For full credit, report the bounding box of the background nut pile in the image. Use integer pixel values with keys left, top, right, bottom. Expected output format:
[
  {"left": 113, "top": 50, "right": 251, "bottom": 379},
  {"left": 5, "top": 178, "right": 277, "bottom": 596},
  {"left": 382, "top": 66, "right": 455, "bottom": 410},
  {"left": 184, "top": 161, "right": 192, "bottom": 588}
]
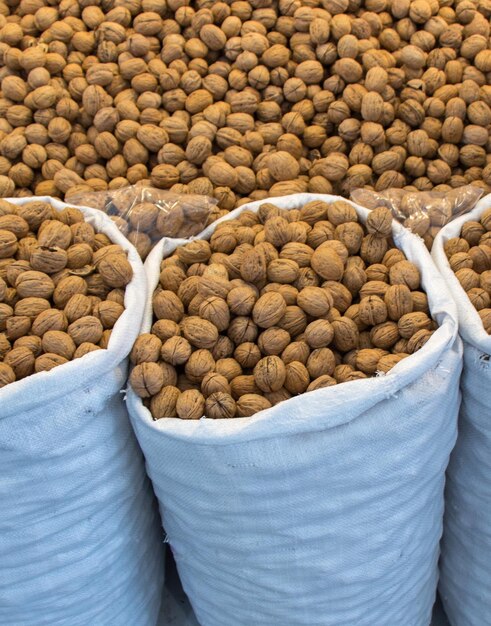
[
  {"left": 444, "top": 206, "right": 491, "bottom": 332},
  {"left": 130, "top": 199, "right": 437, "bottom": 420},
  {"left": 0, "top": 198, "right": 132, "bottom": 388},
  {"left": 0, "top": 0, "right": 491, "bottom": 207}
]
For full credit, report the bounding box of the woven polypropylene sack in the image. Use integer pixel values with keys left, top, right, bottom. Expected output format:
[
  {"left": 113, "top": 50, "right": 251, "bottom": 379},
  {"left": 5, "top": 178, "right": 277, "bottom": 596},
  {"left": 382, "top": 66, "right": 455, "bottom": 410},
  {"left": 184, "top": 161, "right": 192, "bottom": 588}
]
[
  {"left": 128, "top": 193, "right": 462, "bottom": 626},
  {"left": 0, "top": 197, "right": 164, "bottom": 625},
  {"left": 433, "top": 194, "right": 491, "bottom": 626}
]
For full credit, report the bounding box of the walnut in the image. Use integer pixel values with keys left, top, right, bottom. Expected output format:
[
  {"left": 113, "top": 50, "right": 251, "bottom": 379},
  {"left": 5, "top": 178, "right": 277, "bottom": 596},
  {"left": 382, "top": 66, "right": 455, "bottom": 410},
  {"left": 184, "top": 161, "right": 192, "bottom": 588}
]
[
  {"left": 53, "top": 276, "right": 87, "bottom": 308},
  {"left": 234, "top": 342, "right": 262, "bottom": 369},
  {"left": 176, "top": 389, "right": 205, "bottom": 420},
  {"left": 151, "top": 319, "right": 181, "bottom": 342},
  {"left": 281, "top": 341, "right": 311, "bottom": 365},
  {"left": 93, "top": 301, "right": 124, "bottom": 329},
  {"left": 67, "top": 315, "right": 104, "bottom": 345},
  {"left": 304, "top": 319, "right": 334, "bottom": 349},
  {"left": 161, "top": 336, "right": 192, "bottom": 366},
  {"left": 360, "top": 235, "right": 389, "bottom": 265},
  {"left": 297, "top": 286, "right": 333, "bottom": 316},
  {"left": 211, "top": 335, "right": 235, "bottom": 360},
  {"left": 377, "top": 353, "right": 409, "bottom": 373},
  {"left": 98, "top": 254, "right": 133, "bottom": 288},
  {"left": 39, "top": 327, "right": 76, "bottom": 359},
  {"left": 358, "top": 295, "right": 388, "bottom": 326},
  {"left": 355, "top": 348, "right": 389, "bottom": 375},
  {"left": 227, "top": 287, "right": 257, "bottom": 316},
  {"left": 205, "top": 392, "right": 237, "bottom": 419},
  {"left": 478, "top": 309, "right": 491, "bottom": 333},
  {"left": 184, "top": 349, "right": 216, "bottom": 383},
  {"left": 310, "top": 246, "right": 344, "bottom": 281},
  {"left": 130, "top": 334, "right": 162, "bottom": 364},
  {"left": 253, "top": 355, "right": 286, "bottom": 392},
  {"left": 6, "top": 315, "right": 31, "bottom": 341},
  {"left": 389, "top": 261, "right": 421, "bottom": 290},
  {"left": 331, "top": 317, "right": 359, "bottom": 352},
  {"left": 0, "top": 362, "right": 16, "bottom": 387},
  {"left": 130, "top": 362, "right": 165, "bottom": 398},
  {"left": 230, "top": 375, "right": 260, "bottom": 399},
  {"left": 198, "top": 275, "right": 231, "bottom": 300},
  {"left": 467, "top": 288, "right": 491, "bottom": 311},
  {"left": 30, "top": 308, "right": 67, "bottom": 336},
  {"left": 181, "top": 316, "right": 219, "bottom": 349},
  {"left": 267, "top": 258, "right": 299, "bottom": 284},
  {"left": 370, "top": 321, "right": 401, "bottom": 349},
  {"left": 201, "top": 372, "right": 231, "bottom": 397},
  {"left": 398, "top": 312, "right": 432, "bottom": 339},
  {"left": 366, "top": 207, "right": 393, "bottom": 238},
  {"left": 15, "top": 270, "right": 54, "bottom": 299},
  {"left": 74, "top": 343, "right": 103, "bottom": 358},
  {"left": 455, "top": 268, "right": 480, "bottom": 291},
  {"left": 306, "top": 347, "right": 336, "bottom": 379},
  {"left": 407, "top": 329, "right": 434, "bottom": 353},
  {"left": 34, "top": 353, "right": 69, "bottom": 373},
  {"left": 199, "top": 296, "right": 230, "bottom": 332},
  {"left": 38, "top": 220, "right": 72, "bottom": 250},
  {"left": 29, "top": 245, "right": 68, "bottom": 274},
  {"left": 150, "top": 386, "right": 181, "bottom": 420},
  {"left": 307, "top": 375, "right": 337, "bottom": 391},
  {"left": 4, "top": 345, "right": 35, "bottom": 379},
  {"left": 236, "top": 394, "right": 272, "bottom": 417},
  {"left": 284, "top": 361, "right": 310, "bottom": 395},
  {"left": 177, "top": 240, "right": 211, "bottom": 265},
  {"left": 252, "top": 292, "right": 287, "bottom": 329},
  {"left": 153, "top": 290, "right": 185, "bottom": 323},
  {"left": 258, "top": 327, "right": 291, "bottom": 356},
  {"left": 384, "top": 285, "right": 414, "bottom": 321}
]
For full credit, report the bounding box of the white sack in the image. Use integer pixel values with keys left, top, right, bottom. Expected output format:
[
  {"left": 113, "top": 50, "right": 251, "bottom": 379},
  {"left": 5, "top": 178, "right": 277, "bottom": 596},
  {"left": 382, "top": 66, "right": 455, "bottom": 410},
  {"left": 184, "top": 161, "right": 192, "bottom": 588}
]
[
  {"left": 0, "top": 197, "right": 164, "bottom": 625},
  {"left": 128, "top": 193, "right": 462, "bottom": 626},
  {"left": 432, "top": 194, "right": 491, "bottom": 626}
]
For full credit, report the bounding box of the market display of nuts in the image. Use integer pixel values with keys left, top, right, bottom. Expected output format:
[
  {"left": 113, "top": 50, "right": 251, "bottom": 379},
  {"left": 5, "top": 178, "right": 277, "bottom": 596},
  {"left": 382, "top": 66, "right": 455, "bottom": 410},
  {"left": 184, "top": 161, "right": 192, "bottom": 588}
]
[
  {"left": 1, "top": 0, "right": 491, "bottom": 211},
  {"left": 444, "top": 207, "right": 491, "bottom": 333},
  {"left": 131, "top": 200, "right": 437, "bottom": 419},
  {"left": 0, "top": 199, "right": 132, "bottom": 388}
]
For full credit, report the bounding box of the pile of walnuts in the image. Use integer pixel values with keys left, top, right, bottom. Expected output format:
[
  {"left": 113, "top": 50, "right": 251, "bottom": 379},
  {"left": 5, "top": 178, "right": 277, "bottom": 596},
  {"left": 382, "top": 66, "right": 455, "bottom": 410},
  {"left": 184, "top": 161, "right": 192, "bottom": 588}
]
[
  {"left": 0, "top": 0, "right": 491, "bottom": 207},
  {"left": 130, "top": 199, "right": 437, "bottom": 420},
  {"left": 445, "top": 206, "right": 491, "bottom": 332},
  {"left": 0, "top": 199, "right": 133, "bottom": 388}
]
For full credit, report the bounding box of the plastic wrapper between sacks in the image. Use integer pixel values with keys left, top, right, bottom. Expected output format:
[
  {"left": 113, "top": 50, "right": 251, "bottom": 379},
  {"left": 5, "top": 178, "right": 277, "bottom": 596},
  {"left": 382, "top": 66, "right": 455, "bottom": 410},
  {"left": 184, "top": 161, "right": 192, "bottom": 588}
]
[
  {"left": 351, "top": 185, "right": 483, "bottom": 250},
  {"left": 67, "top": 183, "right": 220, "bottom": 259}
]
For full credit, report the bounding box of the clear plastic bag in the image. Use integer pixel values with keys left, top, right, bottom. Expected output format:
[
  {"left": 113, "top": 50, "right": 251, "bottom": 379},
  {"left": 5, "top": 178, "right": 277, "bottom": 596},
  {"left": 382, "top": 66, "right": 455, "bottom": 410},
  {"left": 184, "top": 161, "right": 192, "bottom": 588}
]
[
  {"left": 351, "top": 185, "right": 483, "bottom": 249},
  {"left": 67, "top": 183, "right": 220, "bottom": 259}
]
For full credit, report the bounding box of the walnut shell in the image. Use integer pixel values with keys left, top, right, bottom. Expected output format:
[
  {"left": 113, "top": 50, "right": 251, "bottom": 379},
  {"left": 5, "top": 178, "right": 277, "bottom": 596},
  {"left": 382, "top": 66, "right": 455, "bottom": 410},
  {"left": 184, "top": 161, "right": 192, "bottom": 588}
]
[
  {"left": 306, "top": 347, "right": 336, "bottom": 379},
  {"left": 130, "top": 362, "right": 165, "bottom": 398},
  {"left": 184, "top": 348, "right": 216, "bottom": 383},
  {"left": 181, "top": 316, "right": 219, "bottom": 349},
  {"left": 0, "top": 362, "right": 16, "bottom": 387},
  {"left": 304, "top": 319, "right": 334, "bottom": 349},
  {"left": 234, "top": 342, "right": 262, "bottom": 368},
  {"left": 176, "top": 389, "right": 205, "bottom": 419},
  {"left": 297, "top": 286, "right": 333, "bottom": 317},
  {"left": 253, "top": 355, "right": 286, "bottom": 393},
  {"left": 130, "top": 333, "right": 162, "bottom": 364},
  {"left": 307, "top": 375, "right": 337, "bottom": 391},
  {"left": 150, "top": 385, "right": 181, "bottom": 419},
  {"left": 205, "top": 392, "right": 236, "bottom": 419},
  {"left": 252, "top": 292, "right": 287, "bottom": 329},
  {"left": 236, "top": 394, "right": 272, "bottom": 417},
  {"left": 284, "top": 361, "right": 310, "bottom": 395},
  {"left": 161, "top": 336, "right": 192, "bottom": 366},
  {"left": 201, "top": 372, "right": 231, "bottom": 397}
]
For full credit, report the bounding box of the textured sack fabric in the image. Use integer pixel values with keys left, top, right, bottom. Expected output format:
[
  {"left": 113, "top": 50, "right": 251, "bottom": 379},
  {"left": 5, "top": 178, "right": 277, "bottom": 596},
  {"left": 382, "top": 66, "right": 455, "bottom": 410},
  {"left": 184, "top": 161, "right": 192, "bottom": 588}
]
[
  {"left": 0, "top": 197, "right": 164, "bottom": 625},
  {"left": 433, "top": 195, "right": 491, "bottom": 626},
  {"left": 128, "top": 193, "right": 462, "bottom": 626}
]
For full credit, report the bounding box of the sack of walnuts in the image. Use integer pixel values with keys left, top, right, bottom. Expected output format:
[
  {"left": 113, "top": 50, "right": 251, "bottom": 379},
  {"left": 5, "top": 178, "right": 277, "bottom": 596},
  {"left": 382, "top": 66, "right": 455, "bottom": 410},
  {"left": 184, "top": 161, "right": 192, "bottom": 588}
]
[
  {"left": 66, "top": 182, "right": 221, "bottom": 259},
  {"left": 0, "top": 196, "right": 163, "bottom": 625},
  {"left": 126, "top": 193, "right": 462, "bottom": 626},
  {"left": 432, "top": 193, "right": 491, "bottom": 626},
  {"left": 352, "top": 184, "right": 483, "bottom": 250}
]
